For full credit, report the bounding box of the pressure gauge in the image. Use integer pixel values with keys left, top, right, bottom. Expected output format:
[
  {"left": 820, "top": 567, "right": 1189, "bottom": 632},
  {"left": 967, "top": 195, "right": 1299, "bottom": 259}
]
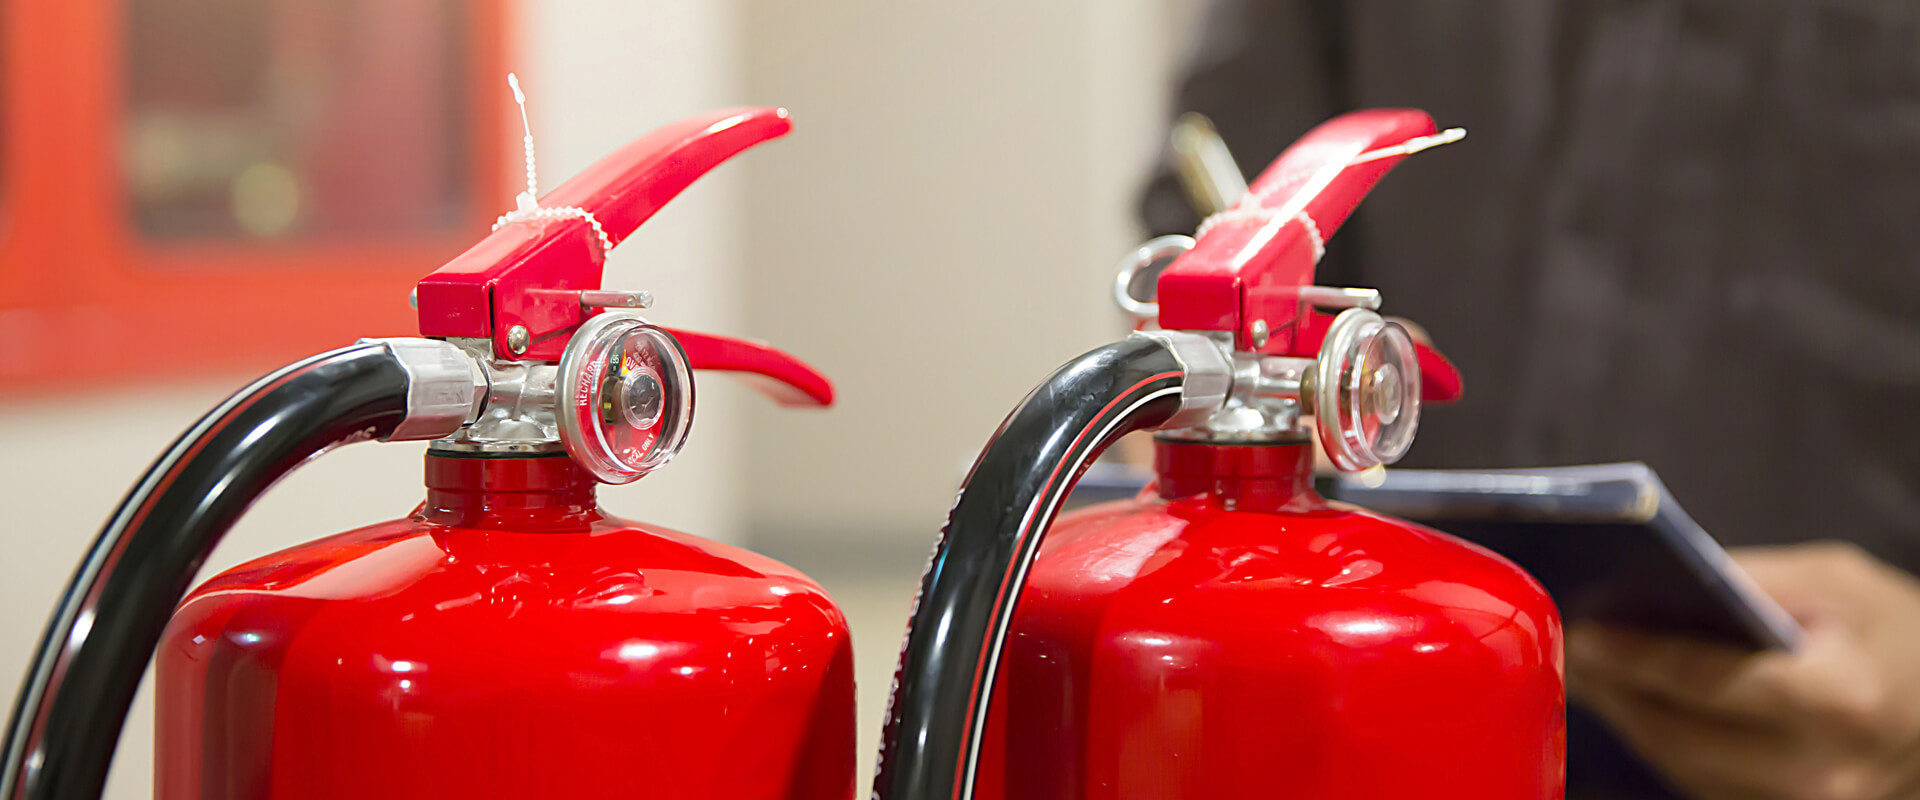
[
  {"left": 556, "top": 312, "right": 695, "bottom": 484},
  {"left": 1312, "top": 308, "right": 1421, "bottom": 472}
]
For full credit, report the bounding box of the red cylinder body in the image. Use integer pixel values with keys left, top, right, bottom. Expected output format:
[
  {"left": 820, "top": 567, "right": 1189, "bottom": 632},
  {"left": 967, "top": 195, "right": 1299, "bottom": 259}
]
[
  {"left": 156, "top": 453, "right": 856, "bottom": 799},
  {"left": 976, "top": 440, "right": 1565, "bottom": 799}
]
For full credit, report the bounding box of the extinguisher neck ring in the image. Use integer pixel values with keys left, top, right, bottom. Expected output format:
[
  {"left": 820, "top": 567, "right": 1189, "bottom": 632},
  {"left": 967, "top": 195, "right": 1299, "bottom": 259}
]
[
  {"left": 1151, "top": 438, "right": 1322, "bottom": 511},
  {"left": 422, "top": 451, "right": 603, "bottom": 528}
]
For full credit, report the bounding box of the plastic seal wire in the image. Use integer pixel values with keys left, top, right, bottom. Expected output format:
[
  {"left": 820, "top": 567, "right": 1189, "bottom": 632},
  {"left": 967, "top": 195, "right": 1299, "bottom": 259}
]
[
  {"left": 1191, "top": 127, "right": 1466, "bottom": 256},
  {"left": 491, "top": 73, "right": 616, "bottom": 254}
]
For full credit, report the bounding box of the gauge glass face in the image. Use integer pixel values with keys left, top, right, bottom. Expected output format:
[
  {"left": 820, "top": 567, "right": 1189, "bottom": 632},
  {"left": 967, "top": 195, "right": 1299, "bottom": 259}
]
[
  {"left": 1318, "top": 310, "right": 1421, "bottom": 471},
  {"left": 591, "top": 334, "right": 674, "bottom": 465},
  {"left": 561, "top": 316, "right": 694, "bottom": 483},
  {"left": 1351, "top": 322, "right": 1419, "bottom": 464}
]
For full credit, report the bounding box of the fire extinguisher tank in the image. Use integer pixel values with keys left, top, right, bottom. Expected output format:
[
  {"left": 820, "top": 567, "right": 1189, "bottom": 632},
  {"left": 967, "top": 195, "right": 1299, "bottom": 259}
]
[
  {"left": 975, "top": 441, "right": 1563, "bottom": 799},
  {"left": 871, "top": 110, "right": 1564, "bottom": 800},
  {"left": 157, "top": 453, "right": 855, "bottom": 799}
]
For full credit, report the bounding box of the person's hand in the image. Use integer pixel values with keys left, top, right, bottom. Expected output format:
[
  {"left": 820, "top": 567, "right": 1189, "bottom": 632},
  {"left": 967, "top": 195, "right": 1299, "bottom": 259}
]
[{"left": 1567, "top": 542, "right": 1920, "bottom": 800}]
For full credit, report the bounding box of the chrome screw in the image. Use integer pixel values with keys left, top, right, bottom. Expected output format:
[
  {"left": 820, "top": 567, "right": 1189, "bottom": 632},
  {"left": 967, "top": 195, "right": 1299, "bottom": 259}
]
[
  {"left": 507, "top": 324, "right": 531, "bottom": 355},
  {"left": 1250, "top": 319, "right": 1270, "bottom": 348},
  {"left": 579, "top": 290, "right": 654, "bottom": 309},
  {"left": 1299, "top": 286, "right": 1382, "bottom": 311}
]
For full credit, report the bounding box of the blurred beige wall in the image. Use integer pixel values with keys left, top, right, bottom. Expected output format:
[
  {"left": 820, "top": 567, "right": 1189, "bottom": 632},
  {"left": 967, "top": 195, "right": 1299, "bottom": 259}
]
[{"left": 739, "top": 0, "right": 1191, "bottom": 554}]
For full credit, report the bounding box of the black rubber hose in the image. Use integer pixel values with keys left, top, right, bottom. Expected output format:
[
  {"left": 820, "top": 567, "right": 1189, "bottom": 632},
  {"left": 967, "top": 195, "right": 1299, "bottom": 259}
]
[
  {"left": 873, "top": 337, "right": 1186, "bottom": 800},
  {"left": 0, "top": 344, "right": 411, "bottom": 800}
]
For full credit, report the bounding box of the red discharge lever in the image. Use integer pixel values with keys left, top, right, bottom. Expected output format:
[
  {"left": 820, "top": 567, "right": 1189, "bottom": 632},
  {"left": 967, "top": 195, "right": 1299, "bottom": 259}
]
[
  {"left": 411, "top": 103, "right": 830, "bottom": 411},
  {"left": 1151, "top": 108, "right": 1465, "bottom": 404}
]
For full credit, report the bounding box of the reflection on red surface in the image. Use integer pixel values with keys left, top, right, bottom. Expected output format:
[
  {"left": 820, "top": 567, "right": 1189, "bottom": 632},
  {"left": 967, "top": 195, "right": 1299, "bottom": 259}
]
[
  {"left": 156, "top": 454, "right": 855, "bottom": 799},
  {"left": 978, "top": 441, "right": 1565, "bottom": 799}
]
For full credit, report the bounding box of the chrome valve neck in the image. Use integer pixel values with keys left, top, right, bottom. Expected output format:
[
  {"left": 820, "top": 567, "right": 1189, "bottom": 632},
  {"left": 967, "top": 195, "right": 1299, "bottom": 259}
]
[
  {"left": 429, "top": 337, "right": 565, "bottom": 455},
  {"left": 1133, "top": 309, "right": 1423, "bottom": 472},
  {"left": 1152, "top": 333, "right": 1316, "bottom": 444}
]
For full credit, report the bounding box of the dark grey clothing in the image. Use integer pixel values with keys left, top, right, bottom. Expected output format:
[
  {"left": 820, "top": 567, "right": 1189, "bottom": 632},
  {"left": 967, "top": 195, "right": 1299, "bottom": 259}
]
[{"left": 1145, "top": 0, "right": 1920, "bottom": 578}]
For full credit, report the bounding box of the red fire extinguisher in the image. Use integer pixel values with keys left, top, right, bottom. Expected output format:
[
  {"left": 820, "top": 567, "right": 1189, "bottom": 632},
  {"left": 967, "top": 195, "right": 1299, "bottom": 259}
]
[
  {"left": 874, "top": 109, "right": 1565, "bottom": 799},
  {"left": 0, "top": 105, "right": 855, "bottom": 799}
]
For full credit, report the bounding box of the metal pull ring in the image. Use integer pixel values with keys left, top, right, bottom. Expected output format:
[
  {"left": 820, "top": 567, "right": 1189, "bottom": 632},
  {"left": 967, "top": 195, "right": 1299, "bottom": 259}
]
[{"left": 1112, "top": 235, "right": 1194, "bottom": 321}]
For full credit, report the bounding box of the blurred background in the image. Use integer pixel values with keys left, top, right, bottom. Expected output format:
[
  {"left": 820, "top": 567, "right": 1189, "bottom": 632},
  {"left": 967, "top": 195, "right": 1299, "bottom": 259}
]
[
  {"left": 0, "top": 1, "right": 1205, "bottom": 796},
  {"left": 8, "top": 1, "right": 1920, "bottom": 797}
]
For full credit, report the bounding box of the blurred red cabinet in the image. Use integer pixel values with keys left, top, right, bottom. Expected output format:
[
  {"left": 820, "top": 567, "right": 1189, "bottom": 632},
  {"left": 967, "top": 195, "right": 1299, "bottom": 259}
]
[{"left": 0, "top": 0, "right": 507, "bottom": 391}]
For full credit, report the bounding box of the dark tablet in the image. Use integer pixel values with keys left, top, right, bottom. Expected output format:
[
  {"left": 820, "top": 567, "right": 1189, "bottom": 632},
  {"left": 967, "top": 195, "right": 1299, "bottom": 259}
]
[{"left": 1326, "top": 462, "right": 1802, "bottom": 651}]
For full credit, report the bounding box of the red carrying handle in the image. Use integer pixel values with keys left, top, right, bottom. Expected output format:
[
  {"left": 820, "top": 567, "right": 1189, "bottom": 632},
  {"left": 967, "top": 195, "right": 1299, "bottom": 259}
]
[{"left": 1156, "top": 108, "right": 1464, "bottom": 404}]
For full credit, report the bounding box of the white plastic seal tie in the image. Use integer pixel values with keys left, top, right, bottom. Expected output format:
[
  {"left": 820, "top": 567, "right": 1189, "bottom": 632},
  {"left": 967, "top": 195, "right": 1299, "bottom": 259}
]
[
  {"left": 1195, "top": 208, "right": 1328, "bottom": 261},
  {"left": 493, "top": 72, "right": 615, "bottom": 255},
  {"left": 1193, "top": 127, "right": 1467, "bottom": 262}
]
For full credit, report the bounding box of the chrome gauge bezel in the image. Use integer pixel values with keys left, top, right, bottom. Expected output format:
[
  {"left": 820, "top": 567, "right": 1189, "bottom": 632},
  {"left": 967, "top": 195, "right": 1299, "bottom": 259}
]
[{"left": 554, "top": 312, "right": 696, "bottom": 484}]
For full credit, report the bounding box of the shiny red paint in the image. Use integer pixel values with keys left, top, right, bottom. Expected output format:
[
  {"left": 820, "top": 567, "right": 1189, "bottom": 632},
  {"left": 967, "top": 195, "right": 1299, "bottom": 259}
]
[
  {"left": 975, "top": 439, "right": 1565, "bottom": 799},
  {"left": 404, "top": 105, "right": 829, "bottom": 407},
  {"left": 1156, "top": 109, "right": 1439, "bottom": 354},
  {"left": 156, "top": 453, "right": 856, "bottom": 799},
  {"left": 416, "top": 106, "right": 792, "bottom": 361},
  {"left": 668, "top": 328, "right": 835, "bottom": 407},
  {"left": 1147, "top": 108, "right": 1465, "bottom": 403}
]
